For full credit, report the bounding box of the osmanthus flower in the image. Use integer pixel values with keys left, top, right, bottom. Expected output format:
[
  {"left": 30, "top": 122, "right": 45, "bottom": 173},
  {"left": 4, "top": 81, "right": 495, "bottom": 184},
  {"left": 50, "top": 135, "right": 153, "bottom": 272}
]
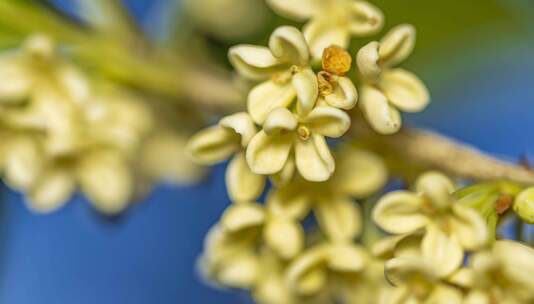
[
  {"left": 266, "top": 0, "right": 384, "bottom": 61},
  {"left": 461, "top": 240, "right": 534, "bottom": 304},
  {"left": 228, "top": 26, "right": 319, "bottom": 124},
  {"left": 356, "top": 24, "right": 430, "bottom": 134},
  {"left": 372, "top": 171, "right": 489, "bottom": 278},
  {"left": 246, "top": 106, "right": 351, "bottom": 182},
  {"left": 186, "top": 112, "right": 266, "bottom": 202},
  {"left": 513, "top": 187, "right": 534, "bottom": 224},
  {"left": 381, "top": 257, "right": 464, "bottom": 304}
]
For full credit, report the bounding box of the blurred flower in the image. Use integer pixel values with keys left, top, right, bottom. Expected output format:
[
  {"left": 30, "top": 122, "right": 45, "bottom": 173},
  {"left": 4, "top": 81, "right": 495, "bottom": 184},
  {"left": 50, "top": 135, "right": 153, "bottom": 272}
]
[
  {"left": 356, "top": 24, "right": 429, "bottom": 134},
  {"left": 373, "top": 171, "right": 488, "bottom": 277},
  {"left": 513, "top": 187, "right": 534, "bottom": 224},
  {"left": 267, "top": 0, "right": 384, "bottom": 61},
  {"left": 229, "top": 26, "right": 318, "bottom": 124}
]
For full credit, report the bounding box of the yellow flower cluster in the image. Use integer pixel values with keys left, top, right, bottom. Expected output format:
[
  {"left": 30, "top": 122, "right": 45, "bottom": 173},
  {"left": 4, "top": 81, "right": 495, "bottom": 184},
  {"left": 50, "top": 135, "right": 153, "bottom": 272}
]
[{"left": 0, "top": 34, "right": 203, "bottom": 214}]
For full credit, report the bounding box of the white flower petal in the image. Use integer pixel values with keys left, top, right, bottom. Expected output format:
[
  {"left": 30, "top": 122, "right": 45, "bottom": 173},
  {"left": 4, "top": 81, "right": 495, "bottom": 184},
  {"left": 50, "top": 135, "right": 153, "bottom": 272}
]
[
  {"left": 450, "top": 204, "right": 489, "bottom": 251},
  {"left": 334, "top": 146, "right": 387, "bottom": 198},
  {"left": 264, "top": 218, "right": 304, "bottom": 259},
  {"left": 28, "top": 169, "right": 74, "bottom": 213},
  {"left": 303, "top": 19, "right": 349, "bottom": 61},
  {"left": 269, "top": 26, "right": 310, "bottom": 65},
  {"left": 77, "top": 151, "right": 133, "bottom": 215},
  {"left": 225, "top": 153, "right": 265, "bottom": 203},
  {"left": 295, "top": 134, "right": 334, "bottom": 182},
  {"left": 324, "top": 76, "right": 358, "bottom": 110},
  {"left": 415, "top": 171, "right": 454, "bottom": 209},
  {"left": 380, "top": 68, "right": 430, "bottom": 112},
  {"left": 221, "top": 203, "right": 265, "bottom": 233},
  {"left": 270, "top": 154, "right": 296, "bottom": 187},
  {"left": 263, "top": 107, "right": 298, "bottom": 136},
  {"left": 356, "top": 41, "right": 381, "bottom": 80},
  {"left": 266, "top": 0, "right": 321, "bottom": 21},
  {"left": 247, "top": 80, "right": 296, "bottom": 124},
  {"left": 359, "top": 84, "right": 402, "bottom": 134},
  {"left": 246, "top": 130, "right": 294, "bottom": 175},
  {"left": 302, "top": 106, "right": 351, "bottom": 138},
  {"left": 315, "top": 196, "right": 361, "bottom": 242},
  {"left": 292, "top": 67, "right": 318, "bottom": 117},
  {"left": 348, "top": 1, "right": 384, "bottom": 36},
  {"left": 219, "top": 112, "right": 257, "bottom": 146},
  {"left": 228, "top": 45, "right": 283, "bottom": 80},
  {"left": 287, "top": 245, "right": 329, "bottom": 295},
  {"left": 372, "top": 191, "right": 427, "bottom": 234},
  {"left": 266, "top": 183, "right": 311, "bottom": 220},
  {"left": 384, "top": 257, "right": 436, "bottom": 287},
  {"left": 187, "top": 126, "right": 240, "bottom": 165},
  {"left": 422, "top": 224, "right": 463, "bottom": 278},
  {"left": 379, "top": 24, "right": 416, "bottom": 68}
]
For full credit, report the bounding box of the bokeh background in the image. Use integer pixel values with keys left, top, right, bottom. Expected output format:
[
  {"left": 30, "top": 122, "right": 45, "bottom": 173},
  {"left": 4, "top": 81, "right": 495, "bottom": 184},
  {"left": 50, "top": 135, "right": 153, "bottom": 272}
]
[{"left": 0, "top": 0, "right": 532, "bottom": 303}]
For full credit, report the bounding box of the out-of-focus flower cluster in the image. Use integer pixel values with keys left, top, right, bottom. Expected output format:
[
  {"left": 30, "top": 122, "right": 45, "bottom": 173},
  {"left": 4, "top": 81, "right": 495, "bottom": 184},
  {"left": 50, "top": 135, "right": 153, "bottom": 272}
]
[
  {"left": 187, "top": 1, "right": 534, "bottom": 303},
  {"left": 0, "top": 34, "right": 203, "bottom": 215}
]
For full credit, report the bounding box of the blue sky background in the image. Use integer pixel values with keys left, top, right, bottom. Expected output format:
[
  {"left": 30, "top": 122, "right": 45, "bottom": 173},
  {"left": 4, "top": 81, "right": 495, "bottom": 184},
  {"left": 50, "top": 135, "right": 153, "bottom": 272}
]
[{"left": 0, "top": 1, "right": 532, "bottom": 303}]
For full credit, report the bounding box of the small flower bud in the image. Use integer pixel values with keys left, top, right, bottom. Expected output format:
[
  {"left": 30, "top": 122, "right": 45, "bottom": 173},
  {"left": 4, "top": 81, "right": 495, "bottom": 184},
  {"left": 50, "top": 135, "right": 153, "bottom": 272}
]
[
  {"left": 513, "top": 188, "right": 534, "bottom": 224},
  {"left": 322, "top": 45, "right": 352, "bottom": 76}
]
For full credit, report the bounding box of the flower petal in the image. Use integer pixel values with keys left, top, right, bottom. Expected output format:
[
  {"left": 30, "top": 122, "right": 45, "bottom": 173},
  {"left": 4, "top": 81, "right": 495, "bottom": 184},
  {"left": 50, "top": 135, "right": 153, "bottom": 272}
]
[
  {"left": 384, "top": 257, "right": 436, "bottom": 287},
  {"left": 217, "top": 252, "right": 260, "bottom": 288},
  {"left": 27, "top": 168, "right": 74, "bottom": 213},
  {"left": 334, "top": 146, "right": 387, "bottom": 198},
  {"left": 266, "top": 0, "right": 321, "bottom": 21},
  {"left": 264, "top": 218, "right": 304, "bottom": 259},
  {"left": 4, "top": 137, "right": 44, "bottom": 190},
  {"left": 269, "top": 26, "right": 310, "bottom": 65},
  {"left": 228, "top": 45, "right": 283, "bottom": 80},
  {"left": 359, "top": 84, "right": 402, "bottom": 134},
  {"left": 187, "top": 126, "right": 240, "bottom": 165},
  {"left": 315, "top": 196, "right": 362, "bottom": 241},
  {"left": 348, "top": 1, "right": 384, "bottom": 36},
  {"left": 372, "top": 191, "right": 427, "bottom": 234},
  {"left": 324, "top": 76, "right": 358, "bottom": 110},
  {"left": 295, "top": 134, "right": 335, "bottom": 182},
  {"left": 380, "top": 68, "right": 430, "bottom": 112},
  {"left": 450, "top": 204, "right": 488, "bottom": 250},
  {"left": 303, "top": 19, "right": 349, "bottom": 61},
  {"left": 426, "top": 285, "right": 464, "bottom": 304},
  {"left": 356, "top": 41, "right": 381, "bottom": 80},
  {"left": 302, "top": 106, "right": 351, "bottom": 138},
  {"left": 221, "top": 202, "right": 265, "bottom": 234},
  {"left": 246, "top": 130, "right": 294, "bottom": 175},
  {"left": 0, "top": 56, "right": 31, "bottom": 102},
  {"left": 379, "top": 24, "right": 416, "bottom": 68},
  {"left": 263, "top": 107, "right": 298, "bottom": 136},
  {"left": 422, "top": 224, "right": 463, "bottom": 278},
  {"left": 287, "top": 245, "right": 329, "bottom": 295},
  {"left": 513, "top": 187, "right": 534, "bottom": 224},
  {"left": 219, "top": 112, "right": 257, "bottom": 146},
  {"left": 293, "top": 67, "right": 318, "bottom": 117},
  {"left": 77, "top": 151, "right": 133, "bottom": 215},
  {"left": 270, "top": 154, "right": 296, "bottom": 187},
  {"left": 415, "top": 171, "right": 454, "bottom": 209},
  {"left": 266, "top": 183, "right": 311, "bottom": 220},
  {"left": 327, "top": 243, "right": 367, "bottom": 273},
  {"left": 248, "top": 80, "right": 296, "bottom": 124},
  {"left": 225, "top": 153, "right": 265, "bottom": 203}
]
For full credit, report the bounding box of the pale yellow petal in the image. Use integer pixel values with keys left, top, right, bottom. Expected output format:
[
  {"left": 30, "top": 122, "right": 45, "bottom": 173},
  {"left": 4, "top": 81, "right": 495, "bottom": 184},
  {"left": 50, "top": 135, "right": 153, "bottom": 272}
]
[
  {"left": 217, "top": 252, "right": 260, "bottom": 288},
  {"left": 292, "top": 67, "right": 318, "bottom": 117},
  {"left": 287, "top": 245, "right": 329, "bottom": 295},
  {"left": 379, "top": 24, "right": 416, "bottom": 68},
  {"left": 266, "top": 0, "right": 321, "bottom": 21},
  {"left": 384, "top": 257, "right": 436, "bottom": 287},
  {"left": 77, "top": 151, "right": 133, "bottom": 215},
  {"left": 269, "top": 155, "right": 296, "bottom": 187},
  {"left": 247, "top": 80, "right": 296, "bottom": 124},
  {"left": 302, "top": 106, "right": 351, "bottom": 138},
  {"left": 220, "top": 203, "right": 265, "bottom": 233},
  {"left": 266, "top": 184, "right": 311, "bottom": 220},
  {"left": 303, "top": 19, "right": 349, "bottom": 61},
  {"left": 295, "top": 134, "right": 335, "bottom": 182},
  {"left": 348, "top": 1, "right": 384, "bottom": 36},
  {"left": 464, "top": 291, "right": 491, "bottom": 304},
  {"left": 186, "top": 126, "right": 240, "bottom": 165},
  {"left": 422, "top": 224, "right": 463, "bottom": 278},
  {"left": 415, "top": 171, "right": 454, "bottom": 209},
  {"left": 263, "top": 107, "right": 298, "bottom": 136},
  {"left": 335, "top": 146, "right": 388, "bottom": 198},
  {"left": 264, "top": 218, "right": 304, "bottom": 259},
  {"left": 372, "top": 191, "right": 427, "bottom": 234},
  {"left": 450, "top": 204, "right": 488, "bottom": 250},
  {"left": 0, "top": 56, "right": 31, "bottom": 101},
  {"left": 356, "top": 41, "right": 381, "bottom": 80},
  {"left": 513, "top": 187, "right": 534, "bottom": 224},
  {"left": 269, "top": 26, "right": 310, "bottom": 65},
  {"left": 380, "top": 68, "right": 430, "bottom": 112},
  {"left": 228, "top": 45, "right": 283, "bottom": 80},
  {"left": 327, "top": 243, "right": 367, "bottom": 273},
  {"left": 246, "top": 130, "right": 294, "bottom": 175},
  {"left": 315, "top": 196, "right": 361, "bottom": 241},
  {"left": 359, "top": 85, "right": 402, "bottom": 134},
  {"left": 225, "top": 153, "right": 265, "bottom": 203},
  {"left": 27, "top": 169, "right": 74, "bottom": 213},
  {"left": 324, "top": 76, "right": 358, "bottom": 110},
  {"left": 426, "top": 285, "right": 463, "bottom": 304},
  {"left": 219, "top": 112, "right": 257, "bottom": 146},
  {"left": 4, "top": 138, "right": 44, "bottom": 190}
]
